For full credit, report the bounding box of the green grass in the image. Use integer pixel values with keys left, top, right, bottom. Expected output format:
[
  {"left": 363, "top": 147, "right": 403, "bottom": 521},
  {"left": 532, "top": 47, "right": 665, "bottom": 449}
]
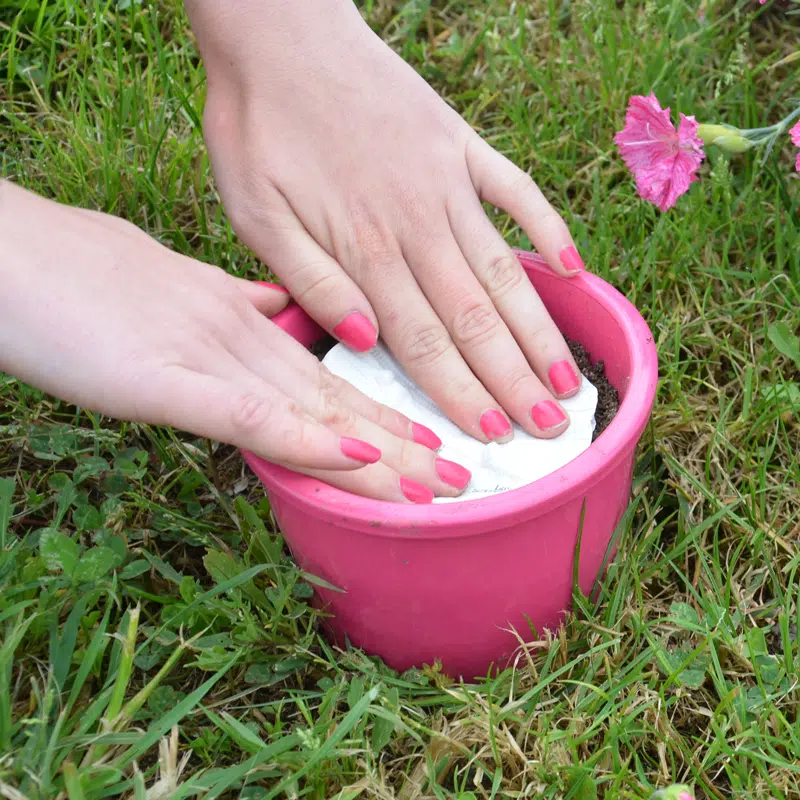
[{"left": 1, "top": 0, "right": 800, "bottom": 797}]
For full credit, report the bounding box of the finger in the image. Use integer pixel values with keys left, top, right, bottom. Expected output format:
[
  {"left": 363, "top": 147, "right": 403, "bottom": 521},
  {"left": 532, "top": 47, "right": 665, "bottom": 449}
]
[
  {"left": 363, "top": 255, "right": 515, "bottom": 444},
  {"left": 227, "top": 317, "right": 464, "bottom": 494},
  {"left": 233, "top": 309, "right": 444, "bottom": 450},
  {"left": 465, "top": 135, "right": 585, "bottom": 278},
  {"left": 147, "top": 366, "right": 382, "bottom": 471},
  {"left": 236, "top": 188, "right": 379, "bottom": 352},
  {"left": 447, "top": 192, "right": 583, "bottom": 401},
  {"left": 406, "top": 225, "right": 570, "bottom": 439},
  {"left": 233, "top": 278, "right": 291, "bottom": 317},
  {"left": 314, "top": 363, "right": 445, "bottom": 450},
  {"left": 302, "top": 461, "right": 436, "bottom": 504},
  {"left": 289, "top": 394, "right": 470, "bottom": 498}
]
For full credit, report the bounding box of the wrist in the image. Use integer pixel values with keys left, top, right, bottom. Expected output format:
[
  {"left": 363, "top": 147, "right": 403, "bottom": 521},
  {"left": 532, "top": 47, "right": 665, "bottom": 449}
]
[{"left": 183, "top": 0, "right": 371, "bottom": 92}]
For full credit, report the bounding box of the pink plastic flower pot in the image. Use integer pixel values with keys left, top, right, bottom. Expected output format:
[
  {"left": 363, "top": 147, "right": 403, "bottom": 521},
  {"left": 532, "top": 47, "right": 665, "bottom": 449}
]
[{"left": 243, "top": 251, "right": 658, "bottom": 678}]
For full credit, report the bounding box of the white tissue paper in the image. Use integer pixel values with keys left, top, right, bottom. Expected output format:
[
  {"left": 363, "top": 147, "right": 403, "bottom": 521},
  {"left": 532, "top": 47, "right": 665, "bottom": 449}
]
[{"left": 322, "top": 342, "right": 599, "bottom": 503}]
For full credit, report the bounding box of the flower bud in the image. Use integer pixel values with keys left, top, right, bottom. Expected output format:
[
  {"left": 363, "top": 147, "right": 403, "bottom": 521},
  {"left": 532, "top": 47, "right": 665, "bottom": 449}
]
[{"left": 697, "top": 123, "right": 754, "bottom": 153}]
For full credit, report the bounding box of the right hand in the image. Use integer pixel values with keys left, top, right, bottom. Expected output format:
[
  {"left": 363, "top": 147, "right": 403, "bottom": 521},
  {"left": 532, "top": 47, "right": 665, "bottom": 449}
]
[
  {"left": 0, "top": 181, "right": 470, "bottom": 503},
  {"left": 184, "top": 0, "right": 585, "bottom": 446}
]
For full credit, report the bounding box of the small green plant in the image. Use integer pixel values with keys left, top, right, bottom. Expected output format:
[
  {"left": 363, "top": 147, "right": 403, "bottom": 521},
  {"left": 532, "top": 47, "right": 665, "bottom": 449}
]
[{"left": 764, "top": 320, "right": 800, "bottom": 406}]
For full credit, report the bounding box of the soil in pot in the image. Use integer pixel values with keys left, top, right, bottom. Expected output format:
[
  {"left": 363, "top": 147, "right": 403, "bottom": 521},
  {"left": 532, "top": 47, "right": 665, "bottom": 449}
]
[
  {"left": 564, "top": 337, "right": 619, "bottom": 440},
  {"left": 311, "top": 335, "right": 619, "bottom": 440}
]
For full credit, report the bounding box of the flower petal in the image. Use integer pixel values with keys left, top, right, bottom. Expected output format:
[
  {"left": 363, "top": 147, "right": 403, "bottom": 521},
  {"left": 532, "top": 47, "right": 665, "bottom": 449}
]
[
  {"left": 616, "top": 96, "right": 705, "bottom": 211},
  {"left": 790, "top": 120, "right": 800, "bottom": 148}
]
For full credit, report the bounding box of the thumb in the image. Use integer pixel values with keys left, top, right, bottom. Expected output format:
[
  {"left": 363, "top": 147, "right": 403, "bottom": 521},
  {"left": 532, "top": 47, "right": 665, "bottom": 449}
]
[
  {"left": 233, "top": 278, "right": 292, "bottom": 317},
  {"left": 228, "top": 189, "right": 379, "bottom": 353}
]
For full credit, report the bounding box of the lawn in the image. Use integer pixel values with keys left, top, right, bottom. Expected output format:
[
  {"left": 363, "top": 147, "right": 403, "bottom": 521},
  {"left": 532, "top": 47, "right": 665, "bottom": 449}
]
[{"left": 1, "top": 0, "right": 799, "bottom": 797}]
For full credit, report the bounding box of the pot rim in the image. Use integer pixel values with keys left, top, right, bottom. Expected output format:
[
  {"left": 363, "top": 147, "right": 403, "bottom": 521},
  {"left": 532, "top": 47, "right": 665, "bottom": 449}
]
[{"left": 243, "top": 253, "right": 658, "bottom": 538}]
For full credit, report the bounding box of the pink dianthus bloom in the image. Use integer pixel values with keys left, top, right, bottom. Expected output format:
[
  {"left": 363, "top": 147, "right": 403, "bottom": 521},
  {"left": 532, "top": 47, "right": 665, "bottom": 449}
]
[
  {"left": 615, "top": 94, "right": 706, "bottom": 212},
  {"left": 790, "top": 120, "right": 800, "bottom": 172}
]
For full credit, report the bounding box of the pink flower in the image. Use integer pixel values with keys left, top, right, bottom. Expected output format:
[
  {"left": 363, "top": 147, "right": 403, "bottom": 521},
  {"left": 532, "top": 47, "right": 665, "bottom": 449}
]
[
  {"left": 615, "top": 94, "right": 706, "bottom": 212},
  {"left": 791, "top": 120, "right": 800, "bottom": 172}
]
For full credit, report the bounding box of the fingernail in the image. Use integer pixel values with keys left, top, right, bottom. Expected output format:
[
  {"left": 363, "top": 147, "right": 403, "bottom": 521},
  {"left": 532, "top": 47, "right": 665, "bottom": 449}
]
[
  {"left": 548, "top": 360, "right": 581, "bottom": 395},
  {"left": 412, "top": 422, "right": 442, "bottom": 451},
  {"left": 333, "top": 312, "right": 377, "bottom": 352},
  {"left": 340, "top": 436, "right": 381, "bottom": 464},
  {"left": 479, "top": 410, "right": 512, "bottom": 441},
  {"left": 435, "top": 458, "right": 471, "bottom": 490},
  {"left": 400, "top": 477, "right": 434, "bottom": 504},
  {"left": 255, "top": 281, "right": 290, "bottom": 294},
  {"left": 531, "top": 400, "right": 567, "bottom": 430},
  {"left": 559, "top": 246, "right": 585, "bottom": 274}
]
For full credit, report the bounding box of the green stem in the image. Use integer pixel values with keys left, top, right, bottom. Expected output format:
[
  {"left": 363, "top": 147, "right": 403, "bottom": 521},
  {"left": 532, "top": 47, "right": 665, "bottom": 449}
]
[
  {"left": 741, "top": 104, "right": 800, "bottom": 139},
  {"left": 699, "top": 103, "right": 800, "bottom": 156}
]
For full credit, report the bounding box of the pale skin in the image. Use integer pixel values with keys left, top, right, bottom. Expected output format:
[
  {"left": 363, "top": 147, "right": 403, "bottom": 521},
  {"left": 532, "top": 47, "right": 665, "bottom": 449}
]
[{"left": 0, "top": 1, "right": 585, "bottom": 504}]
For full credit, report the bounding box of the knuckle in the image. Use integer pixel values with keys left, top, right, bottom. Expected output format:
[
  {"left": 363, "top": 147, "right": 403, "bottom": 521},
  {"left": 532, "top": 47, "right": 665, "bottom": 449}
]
[
  {"left": 451, "top": 302, "right": 500, "bottom": 346},
  {"left": 317, "top": 393, "right": 358, "bottom": 432},
  {"left": 540, "top": 209, "right": 567, "bottom": 235},
  {"left": 279, "top": 418, "right": 316, "bottom": 456},
  {"left": 218, "top": 282, "right": 255, "bottom": 325},
  {"left": 404, "top": 324, "right": 454, "bottom": 367},
  {"left": 222, "top": 176, "right": 281, "bottom": 242},
  {"left": 345, "top": 204, "right": 398, "bottom": 271},
  {"left": 351, "top": 208, "right": 388, "bottom": 253},
  {"left": 292, "top": 269, "right": 344, "bottom": 306},
  {"left": 318, "top": 367, "right": 348, "bottom": 405},
  {"left": 525, "top": 321, "right": 555, "bottom": 345},
  {"left": 224, "top": 196, "right": 262, "bottom": 241},
  {"left": 375, "top": 404, "right": 408, "bottom": 436},
  {"left": 396, "top": 184, "right": 431, "bottom": 228},
  {"left": 511, "top": 169, "right": 538, "bottom": 198},
  {"left": 230, "top": 392, "right": 278, "bottom": 434},
  {"left": 504, "top": 366, "right": 538, "bottom": 398},
  {"left": 395, "top": 438, "right": 419, "bottom": 474},
  {"left": 483, "top": 253, "right": 524, "bottom": 296}
]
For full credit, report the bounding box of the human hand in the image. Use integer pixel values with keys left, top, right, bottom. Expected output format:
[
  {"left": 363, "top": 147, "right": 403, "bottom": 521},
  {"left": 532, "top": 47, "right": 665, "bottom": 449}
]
[
  {"left": 185, "top": 0, "right": 586, "bottom": 444},
  {"left": 0, "top": 181, "right": 472, "bottom": 503}
]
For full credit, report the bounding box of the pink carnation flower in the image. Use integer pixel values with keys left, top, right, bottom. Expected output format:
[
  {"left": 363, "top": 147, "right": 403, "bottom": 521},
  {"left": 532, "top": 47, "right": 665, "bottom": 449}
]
[
  {"left": 791, "top": 120, "right": 800, "bottom": 172},
  {"left": 615, "top": 94, "right": 706, "bottom": 212}
]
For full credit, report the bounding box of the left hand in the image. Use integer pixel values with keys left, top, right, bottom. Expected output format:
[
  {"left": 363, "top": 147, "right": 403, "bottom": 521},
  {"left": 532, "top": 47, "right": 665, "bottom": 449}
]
[
  {"left": 0, "top": 180, "right": 472, "bottom": 504},
  {"left": 184, "top": 1, "right": 586, "bottom": 444}
]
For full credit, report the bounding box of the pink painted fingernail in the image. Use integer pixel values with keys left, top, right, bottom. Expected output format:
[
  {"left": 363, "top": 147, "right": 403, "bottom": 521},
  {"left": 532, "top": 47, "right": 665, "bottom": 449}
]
[
  {"left": 479, "top": 410, "right": 512, "bottom": 441},
  {"left": 400, "top": 477, "right": 434, "bottom": 504},
  {"left": 333, "top": 313, "right": 377, "bottom": 352},
  {"left": 531, "top": 400, "right": 567, "bottom": 430},
  {"left": 435, "top": 458, "right": 471, "bottom": 490},
  {"left": 548, "top": 360, "right": 581, "bottom": 395},
  {"left": 412, "top": 422, "right": 442, "bottom": 451},
  {"left": 255, "top": 281, "right": 290, "bottom": 294},
  {"left": 559, "top": 246, "right": 585, "bottom": 273},
  {"left": 340, "top": 437, "right": 381, "bottom": 464}
]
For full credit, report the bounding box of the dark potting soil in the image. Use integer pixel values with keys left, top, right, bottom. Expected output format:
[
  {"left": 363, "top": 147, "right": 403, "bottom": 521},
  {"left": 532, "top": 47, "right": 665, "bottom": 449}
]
[
  {"left": 311, "top": 335, "right": 620, "bottom": 440},
  {"left": 564, "top": 336, "right": 620, "bottom": 441},
  {"left": 310, "top": 335, "right": 337, "bottom": 361}
]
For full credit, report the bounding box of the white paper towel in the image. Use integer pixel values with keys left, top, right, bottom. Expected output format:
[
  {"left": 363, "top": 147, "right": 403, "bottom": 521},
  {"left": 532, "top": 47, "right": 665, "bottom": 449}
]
[{"left": 322, "top": 342, "right": 598, "bottom": 503}]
